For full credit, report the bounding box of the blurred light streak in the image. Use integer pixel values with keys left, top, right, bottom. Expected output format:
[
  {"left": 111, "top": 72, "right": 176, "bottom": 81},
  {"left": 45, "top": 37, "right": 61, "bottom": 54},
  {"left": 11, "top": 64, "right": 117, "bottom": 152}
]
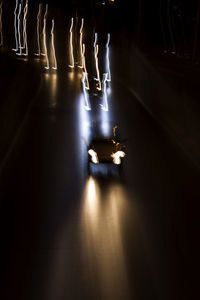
[
  {"left": 94, "top": 33, "right": 102, "bottom": 91},
  {"left": 22, "top": 0, "right": 28, "bottom": 56},
  {"left": 16, "top": 3, "right": 22, "bottom": 56},
  {"left": 43, "top": 5, "right": 49, "bottom": 69},
  {"left": 12, "top": 0, "right": 19, "bottom": 51},
  {"left": 82, "top": 43, "right": 90, "bottom": 90},
  {"left": 80, "top": 180, "right": 131, "bottom": 299},
  {"left": 100, "top": 73, "right": 109, "bottom": 111},
  {"left": 78, "top": 18, "right": 84, "bottom": 68},
  {"left": 68, "top": 17, "right": 74, "bottom": 68},
  {"left": 79, "top": 92, "right": 91, "bottom": 142},
  {"left": 35, "top": 3, "right": 42, "bottom": 56},
  {"left": 0, "top": 2, "right": 3, "bottom": 46},
  {"left": 82, "top": 72, "right": 91, "bottom": 110},
  {"left": 51, "top": 19, "right": 57, "bottom": 70},
  {"left": 106, "top": 33, "right": 111, "bottom": 82},
  {"left": 41, "top": 4, "right": 48, "bottom": 57}
]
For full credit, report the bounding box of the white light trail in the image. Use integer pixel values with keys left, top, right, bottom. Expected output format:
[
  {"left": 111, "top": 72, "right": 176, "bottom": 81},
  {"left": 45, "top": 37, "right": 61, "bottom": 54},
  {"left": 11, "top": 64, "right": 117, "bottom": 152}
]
[
  {"left": 94, "top": 33, "right": 101, "bottom": 91},
  {"left": 82, "top": 43, "right": 90, "bottom": 90},
  {"left": 82, "top": 72, "right": 91, "bottom": 110},
  {"left": 35, "top": 3, "right": 42, "bottom": 56},
  {"left": 51, "top": 19, "right": 57, "bottom": 70},
  {"left": 100, "top": 73, "right": 109, "bottom": 111},
  {"left": 106, "top": 33, "right": 111, "bottom": 82},
  {"left": 43, "top": 4, "right": 49, "bottom": 69},
  {"left": 16, "top": 3, "right": 22, "bottom": 56},
  {"left": 0, "top": 2, "right": 3, "bottom": 46},
  {"left": 41, "top": 4, "right": 48, "bottom": 57},
  {"left": 22, "top": 0, "right": 28, "bottom": 56},
  {"left": 12, "top": 0, "right": 19, "bottom": 51},
  {"left": 68, "top": 17, "right": 74, "bottom": 68},
  {"left": 78, "top": 18, "right": 84, "bottom": 68}
]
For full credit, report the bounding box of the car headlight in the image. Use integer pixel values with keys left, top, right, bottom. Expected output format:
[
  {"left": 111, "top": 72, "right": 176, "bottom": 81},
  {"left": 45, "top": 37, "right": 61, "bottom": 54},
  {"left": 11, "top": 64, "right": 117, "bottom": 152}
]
[
  {"left": 88, "top": 149, "right": 99, "bottom": 164},
  {"left": 111, "top": 151, "right": 125, "bottom": 165}
]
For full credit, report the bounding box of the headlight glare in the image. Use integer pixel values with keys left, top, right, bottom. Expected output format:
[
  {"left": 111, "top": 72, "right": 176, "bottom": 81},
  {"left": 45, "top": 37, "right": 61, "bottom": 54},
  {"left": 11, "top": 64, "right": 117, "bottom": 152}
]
[{"left": 88, "top": 149, "right": 99, "bottom": 164}]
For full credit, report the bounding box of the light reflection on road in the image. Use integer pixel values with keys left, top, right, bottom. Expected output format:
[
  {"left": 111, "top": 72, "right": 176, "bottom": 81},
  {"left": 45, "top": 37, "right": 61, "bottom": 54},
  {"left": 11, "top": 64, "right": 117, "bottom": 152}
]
[
  {"left": 80, "top": 176, "right": 131, "bottom": 300},
  {"left": 44, "top": 73, "right": 58, "bottom": 107}
]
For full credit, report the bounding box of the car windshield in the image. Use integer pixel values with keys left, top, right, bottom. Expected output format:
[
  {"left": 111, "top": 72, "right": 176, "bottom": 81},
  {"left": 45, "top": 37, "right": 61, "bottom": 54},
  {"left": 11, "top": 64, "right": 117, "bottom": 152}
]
[{"left": 92, "top": 140, "right": 116, "bottom": 155}]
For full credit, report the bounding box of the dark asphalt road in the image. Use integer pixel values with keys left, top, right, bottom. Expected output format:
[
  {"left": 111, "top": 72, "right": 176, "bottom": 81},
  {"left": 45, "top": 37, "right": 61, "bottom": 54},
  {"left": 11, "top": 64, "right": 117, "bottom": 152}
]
[{"left": 0, "top": 21, "right": 200, "bottom": 300}]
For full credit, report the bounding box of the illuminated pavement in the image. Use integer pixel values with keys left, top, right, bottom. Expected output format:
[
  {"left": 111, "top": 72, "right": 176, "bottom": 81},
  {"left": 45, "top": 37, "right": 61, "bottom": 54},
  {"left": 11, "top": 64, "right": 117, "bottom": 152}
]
[{"left": 0, "top": 20, "right": 199, "bottom": 300}]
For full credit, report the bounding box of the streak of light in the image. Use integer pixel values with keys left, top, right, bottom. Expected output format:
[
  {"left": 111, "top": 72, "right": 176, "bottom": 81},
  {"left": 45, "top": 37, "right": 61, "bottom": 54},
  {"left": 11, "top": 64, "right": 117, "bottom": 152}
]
[
  {"left": 82, "top": 43, "right": 90, "bottom": 90},
  {"left": 16, "top": 3, "right": 22, "bottom": 56},
  {"left": 80, "top": 180, "right": 131, "bottom": 299},
  {"left": 94, "top": 33, "right": 102, "bottom": 91},
  {"left": 43, "top": 4, "right": 49, "bottom": 69},
  {"left": 78, "top": 18, "right": 84, "bottom": 68},
  {"left": 106, "top": 33, "right": 111, "bottom": 82},
  {"left": 12, "top": 0, "right": 19, "bottom": 51},
  {"left": 51, "top": 19, "right": 57, "bottom": 70},
  {"left": 44, "top": 73, "right": 57, "bottom": 107},
  {"left": 35, "top": 3, "right": 42, "bottom": 56},
  {"left": 68, "top": 17, "right": 74, "bottom": 68},
  {"left": 78, "top": 90, "right": 91, "bottom": 155},
  {"left": 41, "top": 4, "right": 48, "bottom": 57},
  {"left": 22, "top": 0, "right": 28, "bottom": 56},
  {"left": 82, "top": 72, "right": 91, "bottom": 111},
  {"left": 82, "top": 177, "right": 100, "bottom": 228},
  {"left": 0, "top": 2, "right": 3, "bottom": 46},
  {"left": 100, "top": 73, "right": 109, "bottom": 111}
]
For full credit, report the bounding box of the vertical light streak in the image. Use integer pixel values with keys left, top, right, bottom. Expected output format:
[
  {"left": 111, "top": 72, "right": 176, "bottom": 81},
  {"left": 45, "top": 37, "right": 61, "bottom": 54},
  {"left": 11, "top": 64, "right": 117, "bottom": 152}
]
[
  {"left": 43, "top": 4, "right": 49, "bottom": 69},
  {"left": 94, "top": 33, "right": 101, "bottom": 91},
  {"left": 41, "top": 4, "right": 48, "bottom": 56},
  {"left": 100, "top": 73, "right": 109, "bottom": 111},
  {"left": 22, "top": 0, "right": 28, "bottom": 56},
  {"left": 35, "top": 3, "right": 42, "bottom": 56},
  {"left": 51, "top": 19, "right": 57, "bottom": 70},
  {"left": 78, "top": 18, "right": 84, "bottom": 68},
  {"left": 82, "top": 43, "right": 90, "bottom": 90},
  {"left": 16, "top": 3, "right": 22, "bottom": 56},
  {"left": 68, "top": 17, "right": 74, "bottom": 68},
  {"left": 0, "top": 2, "right": 3, "bottom": 46},
  {"left": 12, "top": 0, "right": 19, "bottom": 51},
  {"left": 106, "top": 33, "right": 111, "bottom": 82},
  {"left": 82, "top": 72, "right": 91, "bottom": 111}
]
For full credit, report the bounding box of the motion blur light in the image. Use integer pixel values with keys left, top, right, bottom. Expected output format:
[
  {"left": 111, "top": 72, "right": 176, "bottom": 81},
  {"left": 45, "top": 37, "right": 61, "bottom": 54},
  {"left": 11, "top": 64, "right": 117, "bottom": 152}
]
[
  {"left": 88, "top": 149, "right": 99, "bottom": 164},
  {"left": 111, "top": 151, "right": 125, "bottom": 165}
]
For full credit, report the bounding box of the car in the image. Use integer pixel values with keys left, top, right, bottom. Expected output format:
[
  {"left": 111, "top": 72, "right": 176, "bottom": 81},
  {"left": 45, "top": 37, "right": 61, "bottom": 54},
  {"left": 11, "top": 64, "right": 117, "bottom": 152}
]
[{"left": 87, "top": 136, "right": 126, "bottom": 175}]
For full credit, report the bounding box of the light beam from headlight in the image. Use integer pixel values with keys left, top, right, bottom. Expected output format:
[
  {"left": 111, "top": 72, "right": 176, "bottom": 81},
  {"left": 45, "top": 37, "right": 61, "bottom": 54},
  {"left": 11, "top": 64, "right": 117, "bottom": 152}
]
[
  {"left": 82, "top": 43, "right": 90, "bottom": 90},
  {"left": 82, "top": 72, "right": 91, "bottom": 111}
]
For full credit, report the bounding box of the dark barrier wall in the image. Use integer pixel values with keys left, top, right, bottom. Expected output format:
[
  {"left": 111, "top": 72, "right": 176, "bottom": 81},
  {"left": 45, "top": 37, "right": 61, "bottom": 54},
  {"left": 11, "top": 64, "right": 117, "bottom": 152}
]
[{"left": 0, "top": 53, "right": 40, "bottom": 168}]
